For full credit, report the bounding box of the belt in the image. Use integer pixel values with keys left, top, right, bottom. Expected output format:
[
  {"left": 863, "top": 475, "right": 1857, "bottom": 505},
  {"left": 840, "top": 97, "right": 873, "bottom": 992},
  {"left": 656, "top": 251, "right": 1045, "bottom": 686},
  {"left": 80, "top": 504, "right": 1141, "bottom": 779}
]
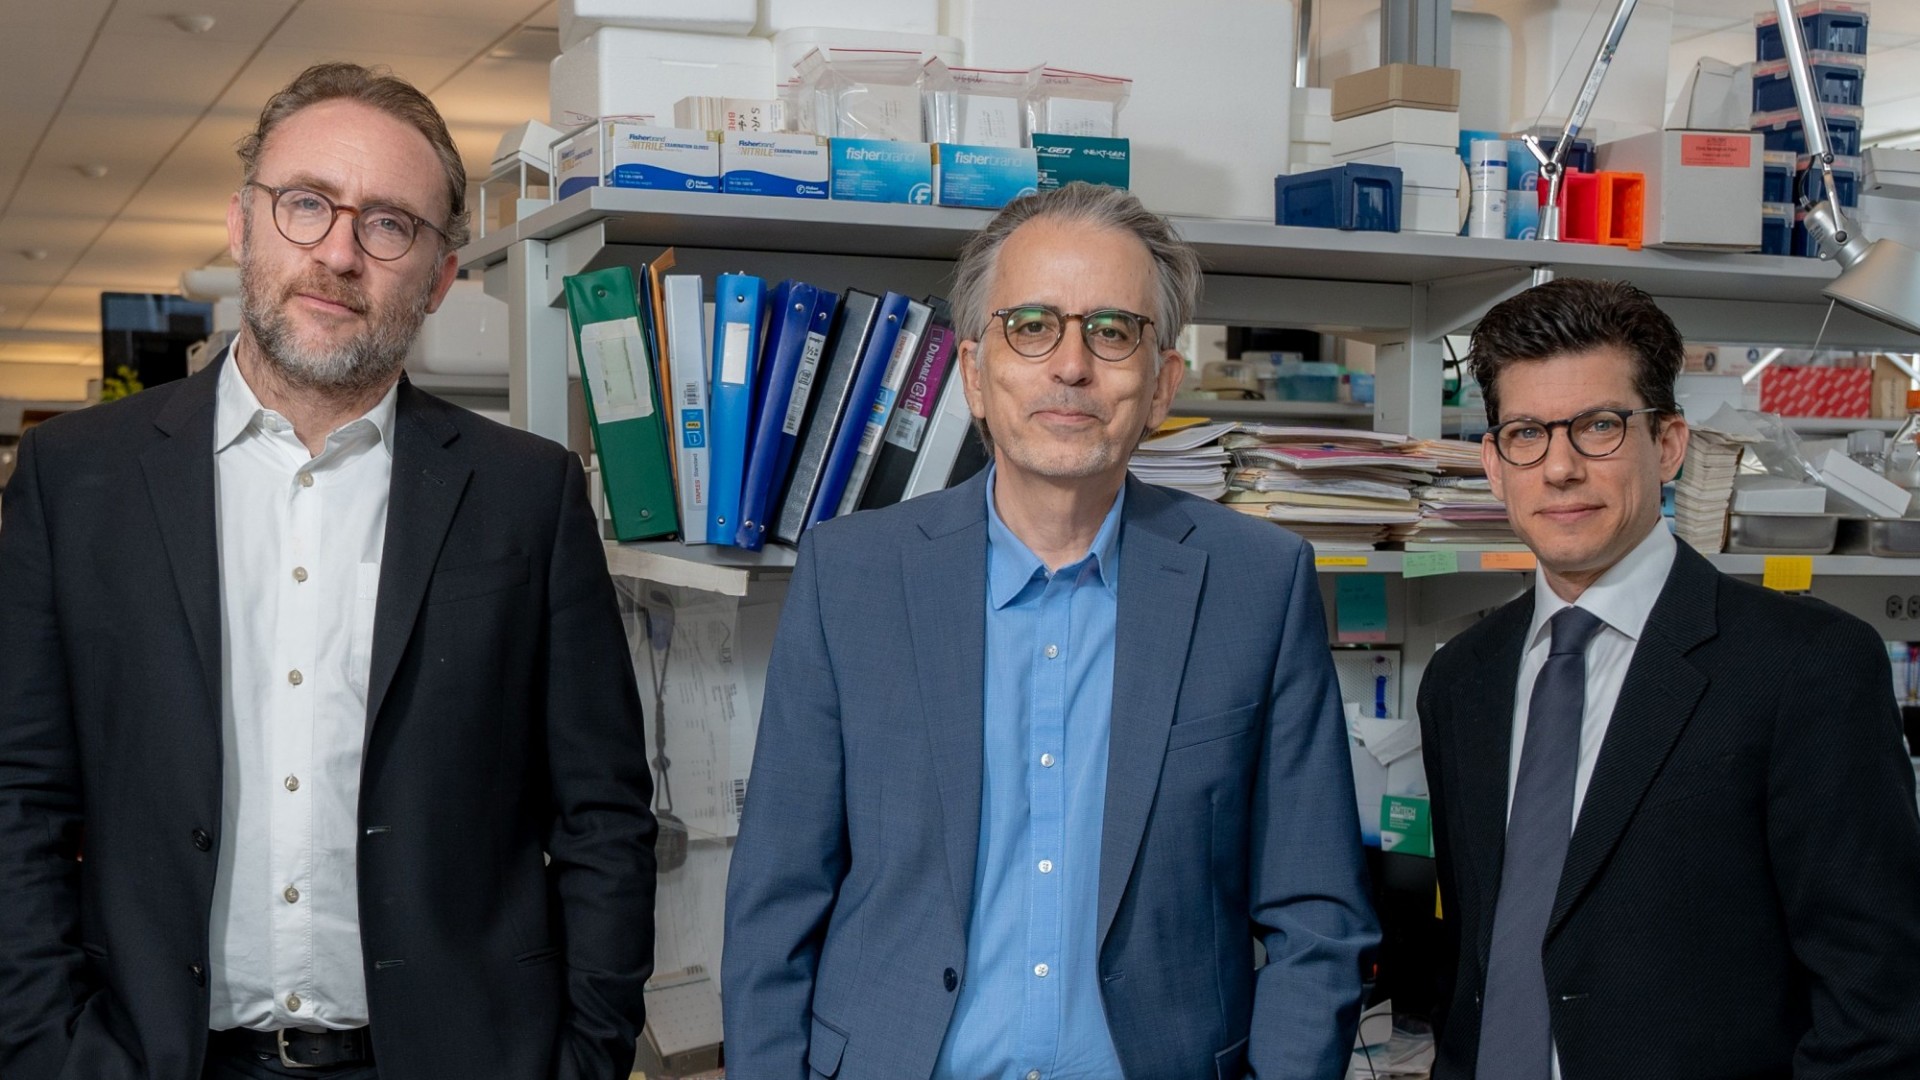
[{"left": 210, "top": 1026, "right": 374, "bottom": 1070}]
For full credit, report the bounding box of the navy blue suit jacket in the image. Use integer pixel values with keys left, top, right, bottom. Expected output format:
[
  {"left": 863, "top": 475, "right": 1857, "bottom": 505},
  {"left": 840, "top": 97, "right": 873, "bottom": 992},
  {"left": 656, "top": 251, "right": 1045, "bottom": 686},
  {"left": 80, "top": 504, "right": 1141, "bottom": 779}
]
[{"left": 723, "top": 471, "right": 1378, "bottom": 1079}]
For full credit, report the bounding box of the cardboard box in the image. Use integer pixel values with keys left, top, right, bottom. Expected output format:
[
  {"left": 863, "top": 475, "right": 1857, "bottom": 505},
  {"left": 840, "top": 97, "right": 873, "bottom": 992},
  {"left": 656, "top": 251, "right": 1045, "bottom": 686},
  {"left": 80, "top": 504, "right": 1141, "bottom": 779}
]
[
  {"left": 1031, "top": 134, "right": 1129, "bottom": 192},
  {"left": 1760, "top": 365, "right": 1872, "bottom": 417},
  {"left": 600, "top": 125, "right": 720, "bottom": 191},
  {"left": 1331, "top": 106, "right": 1460, "bottom": 158},
  {"left": 722, "top": 131, "right": 829, "bottom": 198},
  {"left": 829, "top": 139, "right": 932, "bottom": 203},
  {"left": 1596, "top": 129, "right": 1761, "bottom": 249},
  {"left": 554, "top": 127, "right": 601, "bottom": 199},
  {"left": 1336, "top": 142, "right": 1466, "bottom": 191},
  {"left": 933, "top": 143, "right": 1038, "bottom": 208},
  {"left": 1332, "top": 64, "right": 1461, "bottom": 121}
]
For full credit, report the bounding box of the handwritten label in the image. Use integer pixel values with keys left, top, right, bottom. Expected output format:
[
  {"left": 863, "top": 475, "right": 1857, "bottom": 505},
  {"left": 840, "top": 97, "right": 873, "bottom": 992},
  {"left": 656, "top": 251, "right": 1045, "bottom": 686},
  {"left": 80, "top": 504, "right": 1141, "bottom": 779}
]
[
  {"left": 1402, "top": 550, "right": 1460, "bottom": 578},
  {"left": 1479, "top": 551, "right": 1538, "bottom": 571},
  {"left": 1316, "top": 555, "right": 1371, "bottom": 568}
]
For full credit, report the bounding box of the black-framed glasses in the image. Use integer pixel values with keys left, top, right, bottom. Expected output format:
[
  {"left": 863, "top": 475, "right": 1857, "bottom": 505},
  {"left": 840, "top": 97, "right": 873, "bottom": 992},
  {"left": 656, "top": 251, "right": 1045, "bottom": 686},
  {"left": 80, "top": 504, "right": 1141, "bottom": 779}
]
[
  {"left": 990, "top": 304, "right": 1156, "bottom": 363},
  {"left": 1487, "top": 406, "right": 1665, "bottom": 466},
  {"left": 246, "top": 181, "right": 448, "bottom": 262}
]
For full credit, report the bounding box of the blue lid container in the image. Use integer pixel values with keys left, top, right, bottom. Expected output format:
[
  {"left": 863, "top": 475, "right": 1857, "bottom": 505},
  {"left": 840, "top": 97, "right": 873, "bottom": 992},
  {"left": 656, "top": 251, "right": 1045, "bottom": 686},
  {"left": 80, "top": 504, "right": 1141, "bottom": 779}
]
[{"left": 1274, "top": 164, "right": 1402, "bottom": 231}]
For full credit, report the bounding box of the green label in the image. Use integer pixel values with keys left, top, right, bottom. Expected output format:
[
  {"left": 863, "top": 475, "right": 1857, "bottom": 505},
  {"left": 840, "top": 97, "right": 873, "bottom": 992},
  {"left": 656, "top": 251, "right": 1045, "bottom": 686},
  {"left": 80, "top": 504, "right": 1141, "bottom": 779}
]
[
  {"left": 1401, "top": 550, "right": 1459, "bottom": 578},
  {"left": 1380, "top": 795, "right": 1433, "bottom": 858}
]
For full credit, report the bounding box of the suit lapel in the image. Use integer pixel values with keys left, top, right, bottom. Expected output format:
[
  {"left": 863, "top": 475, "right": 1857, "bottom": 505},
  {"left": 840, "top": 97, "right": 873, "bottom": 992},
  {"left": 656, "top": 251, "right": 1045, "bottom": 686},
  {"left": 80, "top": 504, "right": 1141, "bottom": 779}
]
[
  {"left": 365, "top": 384, "right": 471, "bottom": 729},
  {"left": 1098, "top": 479, "right": 1205, "bottom": 946},
  {"left": 1451, "top": 594, "right": 1532, "bottom": 962},
  {"left": 141, "top": 358, "right": 225, "bottom": 713},
  {"left": 1548, "top": 544, "right": 1714, "bottom": 939},
  {"left": 903, "top": 472, "right": 990, "bottom": 933}
]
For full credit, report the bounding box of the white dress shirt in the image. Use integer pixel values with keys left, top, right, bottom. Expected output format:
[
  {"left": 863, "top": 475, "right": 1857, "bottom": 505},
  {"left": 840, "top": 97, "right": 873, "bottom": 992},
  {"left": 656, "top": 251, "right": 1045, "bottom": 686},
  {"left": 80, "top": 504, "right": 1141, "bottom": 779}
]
[
  {"left": 208, "top": 347, "right": 396, "bottom": 1031},
  {"left": 1507, "top": 520, "right": 1676, "bottom": 1080}
]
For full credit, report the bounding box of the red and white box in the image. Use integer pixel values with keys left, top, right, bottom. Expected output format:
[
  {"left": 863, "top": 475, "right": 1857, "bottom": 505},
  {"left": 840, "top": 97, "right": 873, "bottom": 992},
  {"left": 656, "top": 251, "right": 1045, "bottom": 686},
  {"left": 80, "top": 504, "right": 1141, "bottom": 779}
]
[{"left": 1760, "top": 365, "right": 1872, "bottom": 417}]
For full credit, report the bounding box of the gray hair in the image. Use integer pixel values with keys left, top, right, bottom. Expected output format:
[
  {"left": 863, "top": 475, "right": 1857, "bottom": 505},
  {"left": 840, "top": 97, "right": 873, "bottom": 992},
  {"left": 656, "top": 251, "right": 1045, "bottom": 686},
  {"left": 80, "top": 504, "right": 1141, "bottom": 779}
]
[{"left": 949, "top": 181, "right": 1202, "bottom": 365}]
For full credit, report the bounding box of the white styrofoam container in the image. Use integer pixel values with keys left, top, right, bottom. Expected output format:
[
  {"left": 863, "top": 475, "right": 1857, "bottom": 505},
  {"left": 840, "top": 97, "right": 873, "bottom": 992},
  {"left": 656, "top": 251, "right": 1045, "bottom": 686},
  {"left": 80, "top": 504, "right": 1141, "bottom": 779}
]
[
  {"left": 758, "top": 0, "right": 938, "bottom": 37},
  {"left": 1291, "top": 111, "right": 1332, "bottom": 145},
  {"left": 770, "top": 27, "right": 962, "bottom": 80},
  {"left": 1856, "top": 193, "right": 1920, "bottom": 252},
  {"left": 408, "top": 279, "right": 508, "bottom": 377},
  {"left": 1865, "top": 147, "right": 1920, "bottom": 200},
  {"left": 557, "top": 0, "right": 756, "bottom": 50},
  {"left": 1402, "top": 189, "right": 1466, "bottom": 234},
  {"left": 1288, "top": 143, "right": 1333, "bottom": 172},
  {"left": 955, "top": 0, "right": 1294, "bottom": 221},
  {"left": 1330, "top": 106, "right": 1460, "bottom": 158},
  {"left": 549, "top": 28, "right": 775, "bottom": 129},
  {"left": 1336, "top": 142, "right": 1467, "bottom": 190}
]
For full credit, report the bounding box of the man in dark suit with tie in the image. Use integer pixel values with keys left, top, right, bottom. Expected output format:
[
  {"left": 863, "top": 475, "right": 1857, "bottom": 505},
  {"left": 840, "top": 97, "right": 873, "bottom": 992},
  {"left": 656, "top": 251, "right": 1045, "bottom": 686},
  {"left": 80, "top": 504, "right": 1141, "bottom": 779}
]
[
  {"left": 0, "top": 63, "right": 655, "bottom": 1080},
  {"left": 1418, "top": 278, "right": 1920, "bottom": 1079},
  {"left": 723, "top": 182, "right": 1378, "bottom": 1080}
]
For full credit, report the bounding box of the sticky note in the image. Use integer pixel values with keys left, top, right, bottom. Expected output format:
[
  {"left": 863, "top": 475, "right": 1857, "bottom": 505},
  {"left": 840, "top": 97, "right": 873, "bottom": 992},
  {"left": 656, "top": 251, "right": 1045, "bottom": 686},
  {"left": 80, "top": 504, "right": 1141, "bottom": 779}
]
[
  {"left": 1479, "top": 551, "right": 1537, "bottom": 571},
  {"left": 1336, "top": 575, "right": 1389, "bottom": 643},
  {"left": 1316, "top": 555, "right": 1371, "bottom": 568},
  {"left": 1762, "top": 555, "right": 1814, "bottom": 592},
  {"left": 1402, "top": 550, "right": 1459, "bottom": 578}
]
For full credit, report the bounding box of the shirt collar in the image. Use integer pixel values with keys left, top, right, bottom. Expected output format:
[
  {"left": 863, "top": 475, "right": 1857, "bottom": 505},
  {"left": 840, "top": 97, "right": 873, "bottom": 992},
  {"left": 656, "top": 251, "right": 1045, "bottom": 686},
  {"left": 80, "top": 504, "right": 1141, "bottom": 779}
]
[
  {"left": 1526, "top": 519, "right": 1677, "bottom": 648},
  {"left": 985, "top": 464, "right": 1126, "bottom": 610},
  {"left": 214, "top": 337, "right": 400, "bottom": 458}
]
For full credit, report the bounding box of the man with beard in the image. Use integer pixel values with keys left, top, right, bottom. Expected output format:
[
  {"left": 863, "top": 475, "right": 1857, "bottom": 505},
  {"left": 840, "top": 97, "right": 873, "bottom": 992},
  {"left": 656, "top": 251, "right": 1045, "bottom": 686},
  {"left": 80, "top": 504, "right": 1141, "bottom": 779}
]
[
  {"left": 0, "top": 64, "right": 656, "bottom": 1080},
  {"left": 723, "top": 183, "right": 1377, "bottom": 1080}
]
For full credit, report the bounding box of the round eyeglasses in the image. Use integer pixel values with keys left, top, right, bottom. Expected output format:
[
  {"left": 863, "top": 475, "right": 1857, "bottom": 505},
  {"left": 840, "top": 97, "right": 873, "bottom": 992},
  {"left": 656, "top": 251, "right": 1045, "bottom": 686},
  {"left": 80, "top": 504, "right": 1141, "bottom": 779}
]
[
  {"left": 1486, "top": 406, "right": 1665, "bottom": 467},
  {"left": 991, "top": 304, "right": 1156, "bottom": 363},
  {"left": 246, "top": 182, "right": 448, "bottom": 262}
]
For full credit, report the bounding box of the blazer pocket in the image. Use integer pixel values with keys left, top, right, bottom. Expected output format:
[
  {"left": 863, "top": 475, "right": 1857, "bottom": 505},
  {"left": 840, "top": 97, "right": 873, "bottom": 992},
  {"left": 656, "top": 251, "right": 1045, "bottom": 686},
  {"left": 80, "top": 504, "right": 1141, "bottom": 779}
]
[
  {"left": 514, "top": 946, "right": 560, "bottom": 966},
  {"left": 1167, "top": 703, "right": 1260, "bottom": 752},
  {"left": 427, "top": 553, "right": 530, "bottom": 606},
  {"left": 808, "top": 1013, "right": 849, "bottom": 1078}
]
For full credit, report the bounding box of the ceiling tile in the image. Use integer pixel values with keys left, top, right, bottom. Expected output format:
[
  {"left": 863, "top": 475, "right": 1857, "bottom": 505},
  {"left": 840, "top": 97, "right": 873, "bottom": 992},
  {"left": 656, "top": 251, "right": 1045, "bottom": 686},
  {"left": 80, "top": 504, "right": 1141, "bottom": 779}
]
[{"left": 266, "top": 5, "right": 516, "bottom": 62}]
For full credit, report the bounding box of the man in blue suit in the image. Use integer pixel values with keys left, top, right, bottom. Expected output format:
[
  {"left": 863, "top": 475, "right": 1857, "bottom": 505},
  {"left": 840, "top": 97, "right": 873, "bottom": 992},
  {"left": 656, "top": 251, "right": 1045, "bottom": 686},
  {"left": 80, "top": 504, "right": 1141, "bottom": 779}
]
[{"left": 723, "top": 182, "right": 1378, "bottom": 1080}]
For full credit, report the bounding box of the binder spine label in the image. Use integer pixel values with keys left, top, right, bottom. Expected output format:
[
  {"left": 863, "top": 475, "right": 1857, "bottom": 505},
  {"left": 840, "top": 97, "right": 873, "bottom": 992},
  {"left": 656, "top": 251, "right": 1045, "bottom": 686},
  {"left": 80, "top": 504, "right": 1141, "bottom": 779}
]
[
  {"left": 680, "top": 407, "right": 706, "bottom": 448},
  {"left": 782, "top": 331, "right": 829, "bottom": 436},
  {"left": 886, "top": 409, "right": 929, "bottom": 452},
  {"left": 720, "top": 322, "right": 752, "bottom": 385},
  {"left": 577, "top": 317, "right": 654, "bottom": 421},
  {"left": 859, "top": 330, "right": 921, "bottom": 456}
]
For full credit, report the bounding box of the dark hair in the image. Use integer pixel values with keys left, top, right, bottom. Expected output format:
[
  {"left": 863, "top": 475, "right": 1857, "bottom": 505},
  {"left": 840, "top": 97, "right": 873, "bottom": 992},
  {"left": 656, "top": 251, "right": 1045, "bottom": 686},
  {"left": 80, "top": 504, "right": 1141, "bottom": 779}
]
[
  {"left": 1468, "top": 278, "right": 1682, "bottom": 426},
  {"left": 237, "top": 62, "right": 470, "bottom": 251}
]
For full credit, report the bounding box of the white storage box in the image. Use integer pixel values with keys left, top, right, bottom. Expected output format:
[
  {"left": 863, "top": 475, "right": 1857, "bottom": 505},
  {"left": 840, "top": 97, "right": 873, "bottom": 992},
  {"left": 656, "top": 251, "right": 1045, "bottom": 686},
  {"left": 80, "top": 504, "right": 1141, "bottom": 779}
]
[
  {"left": 1336, "top": 142, "right": 1467, "bottom": 191},
  {"left": 407, "top": 279, "right": 508, "bottom": 377},
  {"left": 1596, "top": 128, "right": 1762, "bottom": 249},
  {"left": 758, "top": 0, "right": 938, "bottom": 37},
  {"left": 1330, "top": 106, "right": 1459, "bottom": 158},
  {"left": 955, "top": 0, "right": 1295, "bottom": 221},
  {"left": 1403, "top": 189, "right": 1466, "bottom": 234},
  {"left": 771, "top": 27, "right": 962, "bottom": 80},
  {"left": 550, "top": 27, "right": 775, "bottom": 129},
  {"left": 557, "top": 0, "right": 755, "bottom": 49}
]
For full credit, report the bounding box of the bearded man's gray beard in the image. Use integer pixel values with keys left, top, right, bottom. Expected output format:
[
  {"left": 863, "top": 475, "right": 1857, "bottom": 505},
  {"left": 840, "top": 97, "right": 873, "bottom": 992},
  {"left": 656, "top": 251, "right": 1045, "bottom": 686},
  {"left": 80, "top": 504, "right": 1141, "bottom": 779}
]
[{"left": 238, "top": 234, "right": 436, "bottom": 397}]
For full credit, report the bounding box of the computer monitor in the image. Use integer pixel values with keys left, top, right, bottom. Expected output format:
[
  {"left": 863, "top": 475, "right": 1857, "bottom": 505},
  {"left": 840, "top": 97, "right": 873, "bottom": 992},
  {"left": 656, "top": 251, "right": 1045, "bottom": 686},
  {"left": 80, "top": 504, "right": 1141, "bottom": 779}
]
[{"left": 99, "top": 292, "right": 213, "bottom": 390}]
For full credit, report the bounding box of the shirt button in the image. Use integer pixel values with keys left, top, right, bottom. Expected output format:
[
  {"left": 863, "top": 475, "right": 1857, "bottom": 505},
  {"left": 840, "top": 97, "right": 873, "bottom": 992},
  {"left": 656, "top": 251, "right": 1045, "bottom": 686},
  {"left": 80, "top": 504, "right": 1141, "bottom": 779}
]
[
  {"left": 1040, "top": 753, "right": 1055, "bottom": 768},
  {"left": 284, "top": 775, "right": 299, "bottom": 792},
  {"left": 286, "top": 993, "right": 302, "bottom": 1011},
  {"left": 1044, "top": 644, "right": 1059, "bottom": 659},
  {"left": 1038, "top": 859, "right": 1054, "bottom": 874},
  {"left": 283, "top": 886, "right": 300, "bottom": 904},
  {"left": 943, "top": 967, "right": 958, "bottom": 992},
  {"left": 298, "top": 472, "right": 314, "bottom": 488},
  {"left": 1033, "top": 963, "right": 1049, "bottom": 978},
  {"left": 1027, "top": 1072, "right": 1042, "bottom": 1080},
  {"left": 287, "top": 669, "right": 303, "bottom": 686},
  {"left": 191, "top": 829, "right": 212, "bottom": 851},
  {"left": 292, "top": 566, "right": 308, "bottom": 583}
]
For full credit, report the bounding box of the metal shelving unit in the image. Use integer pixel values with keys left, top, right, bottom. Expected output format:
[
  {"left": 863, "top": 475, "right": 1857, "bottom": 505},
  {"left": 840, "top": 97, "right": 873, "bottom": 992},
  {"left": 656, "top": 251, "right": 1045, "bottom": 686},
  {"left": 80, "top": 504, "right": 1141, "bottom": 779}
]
[{"left": 460, "top": 187, "right": 1920, "bottom": 714}]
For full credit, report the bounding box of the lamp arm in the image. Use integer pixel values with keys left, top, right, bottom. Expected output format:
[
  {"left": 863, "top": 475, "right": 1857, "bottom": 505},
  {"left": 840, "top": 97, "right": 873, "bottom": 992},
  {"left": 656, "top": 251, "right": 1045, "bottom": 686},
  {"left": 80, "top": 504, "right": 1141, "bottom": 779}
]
[{"left": 1533, "top": 0, "right": 1640, "bottom": 241}]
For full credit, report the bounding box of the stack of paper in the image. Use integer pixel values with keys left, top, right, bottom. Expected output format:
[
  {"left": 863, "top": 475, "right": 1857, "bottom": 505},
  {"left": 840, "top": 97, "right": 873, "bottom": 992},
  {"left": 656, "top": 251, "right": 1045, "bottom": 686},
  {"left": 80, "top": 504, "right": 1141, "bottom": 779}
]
[
  {"left": 1391, "top": 440, "right": 1518, "bottom": 550},
  {"left": 1223, "top": 426, "right": 1442, "bottom": 549},
  {"left": 1129, "top": 419, "right": 1236, "bottom": 500},
  {"left": 1674, "top": 430, "right": 1749, "bottom": 554}
]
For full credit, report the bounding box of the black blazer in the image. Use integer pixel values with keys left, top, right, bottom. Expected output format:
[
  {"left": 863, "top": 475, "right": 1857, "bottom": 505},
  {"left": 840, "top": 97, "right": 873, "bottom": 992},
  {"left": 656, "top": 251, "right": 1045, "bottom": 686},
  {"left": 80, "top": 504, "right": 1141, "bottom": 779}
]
[
  {"left": 1418, "top": 542, "right": 1920, "bottom": 1079},
  {"left": 0, "top": 356, "right": 656, "bottom": 1080}
]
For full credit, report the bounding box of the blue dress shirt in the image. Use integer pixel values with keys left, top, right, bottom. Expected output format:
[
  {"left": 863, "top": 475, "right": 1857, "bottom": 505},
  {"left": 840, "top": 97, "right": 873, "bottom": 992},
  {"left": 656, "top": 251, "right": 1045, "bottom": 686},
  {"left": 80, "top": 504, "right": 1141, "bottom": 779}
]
[{"left": 931, "top": 468, "right": 1126, "bottom": 1080}]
